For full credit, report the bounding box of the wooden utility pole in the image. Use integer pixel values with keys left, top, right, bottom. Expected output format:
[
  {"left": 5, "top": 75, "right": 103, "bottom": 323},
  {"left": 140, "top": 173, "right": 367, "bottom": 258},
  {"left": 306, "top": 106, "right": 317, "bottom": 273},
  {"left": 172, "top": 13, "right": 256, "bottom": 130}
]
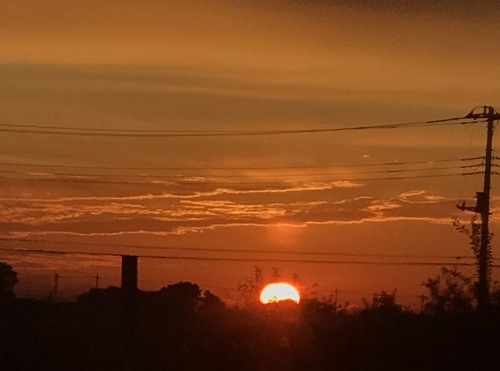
[
  {"left": 460, "top": 105, "right": 500, "bottom": 312},
  {"left": 417, "top": 293, "right": 428, "bottom": 313},
  {"left": 334, "top": 288, "right": 339, "bottom": 314},
  {"left": 271, "top": 267, "right": 281, "bottom": 280},
  {"left": 53, "top": 273, "right": 60, "bottom": 300},
  {"left": 478, "top": 106, "right": 495, "bottom": 312}
]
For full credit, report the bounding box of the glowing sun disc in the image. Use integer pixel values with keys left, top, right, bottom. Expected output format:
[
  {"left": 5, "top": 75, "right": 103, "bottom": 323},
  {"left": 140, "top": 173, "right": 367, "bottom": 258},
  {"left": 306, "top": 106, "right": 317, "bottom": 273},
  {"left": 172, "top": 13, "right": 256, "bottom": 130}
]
[{"left": 259, "top": 283, "right": 300, "bottom": 304}]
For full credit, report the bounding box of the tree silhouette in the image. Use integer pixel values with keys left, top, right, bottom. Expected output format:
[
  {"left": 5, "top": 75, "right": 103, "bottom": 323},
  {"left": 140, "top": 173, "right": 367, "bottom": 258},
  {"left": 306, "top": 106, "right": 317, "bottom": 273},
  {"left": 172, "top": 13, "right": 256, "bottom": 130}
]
[
  {"left": 489, "top": 282, "right": 500, "bottom": 311},
  {"left": 453, "top": 215, "right": 492, "bottom": 301},
  {"left": 422, "top": 267, "right": 475, "bottom": 314},
  {"left": 159, "top": 281, "right": 202, "bottom": 314},
  {"left": 200, "top": 290, "right": 225, "bottom": 313},
  {"left": 0, "top": 261, "right": 17, "bottom": 302},
  {"left": 237, "top": 266, "right": 263, "bottom": 304},
  {"left": 362, "top": 290, "right": 403, "bottom": 316}
]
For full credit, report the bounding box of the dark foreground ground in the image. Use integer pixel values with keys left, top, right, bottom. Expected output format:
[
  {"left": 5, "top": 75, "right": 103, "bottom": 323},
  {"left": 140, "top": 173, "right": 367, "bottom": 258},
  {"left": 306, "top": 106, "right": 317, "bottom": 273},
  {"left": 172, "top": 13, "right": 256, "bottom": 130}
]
[{"left": 1, "top": 286, "right": 499, "bottom": 371}]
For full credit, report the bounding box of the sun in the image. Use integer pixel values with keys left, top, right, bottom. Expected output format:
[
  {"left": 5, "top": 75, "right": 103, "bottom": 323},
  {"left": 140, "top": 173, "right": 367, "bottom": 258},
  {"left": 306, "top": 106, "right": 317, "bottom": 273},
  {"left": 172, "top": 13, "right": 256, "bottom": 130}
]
[{"left": 259, "top": 282, "right": 300, "bottom": 304}]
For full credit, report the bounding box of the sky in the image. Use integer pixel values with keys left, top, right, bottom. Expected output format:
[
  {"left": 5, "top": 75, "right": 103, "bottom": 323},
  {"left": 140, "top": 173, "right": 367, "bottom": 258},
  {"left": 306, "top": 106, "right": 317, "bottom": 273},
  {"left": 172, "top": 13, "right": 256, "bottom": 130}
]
[{"left": 1, "top": 1, "right": 500, "bottom": 307}]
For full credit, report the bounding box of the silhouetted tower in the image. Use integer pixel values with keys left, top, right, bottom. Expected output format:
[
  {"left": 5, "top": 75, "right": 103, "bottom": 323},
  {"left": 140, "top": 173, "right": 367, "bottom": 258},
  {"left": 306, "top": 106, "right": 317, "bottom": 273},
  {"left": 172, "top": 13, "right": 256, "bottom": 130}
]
[
  {"left": 271, "top": 267, "right": 281, "bottom": 279},
  {"left": 458, "top": 105, "right": 500, "bottom": 312},
  {"left": 121, "top": 255, "right": 138, "bottom": 293},
  {"left": 334, "top": 288, "right": 339, "bottom": 314},
  {"left": 417, "top": 293, "right": 428, "bottom": 313},
  {"left": 120, "top": 256, "right": 139, "bottom": 362},
  {"left": 53, "top": 273, "right": 60, "bottom": 300},
  {"left": 94, "top": 273, "right": 100, "bottom": 289}
]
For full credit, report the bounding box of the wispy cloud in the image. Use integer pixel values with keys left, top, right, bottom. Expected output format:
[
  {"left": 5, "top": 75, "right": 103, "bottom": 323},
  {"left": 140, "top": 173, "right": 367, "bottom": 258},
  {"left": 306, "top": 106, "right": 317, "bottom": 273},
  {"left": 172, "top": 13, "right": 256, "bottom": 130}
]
[{"left": 0, "top": 186, "right": 470, "bottom": 240}]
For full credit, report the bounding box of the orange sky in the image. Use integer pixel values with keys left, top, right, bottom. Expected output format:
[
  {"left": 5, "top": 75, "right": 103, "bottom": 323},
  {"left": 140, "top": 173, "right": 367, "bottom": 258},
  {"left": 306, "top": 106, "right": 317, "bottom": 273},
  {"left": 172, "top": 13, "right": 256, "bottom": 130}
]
[{"left": 1, "top": 1, "right": 500, "bottom": 307}]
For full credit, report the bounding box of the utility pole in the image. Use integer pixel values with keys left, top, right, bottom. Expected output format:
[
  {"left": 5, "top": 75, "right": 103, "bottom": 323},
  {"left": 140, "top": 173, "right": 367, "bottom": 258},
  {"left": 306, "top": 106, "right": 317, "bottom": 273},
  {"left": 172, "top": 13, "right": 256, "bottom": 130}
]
[
  {"left": 95, "top": 273, "right": 100, "bottom": 289},
  {"left": 417, "top": 293, "right": 428, "bottom": 313},
  {"left": 53, "top": 273, "right": 60, "bottom": 301},
  {"left": 271, "top": 267, "right": 281, "bottom": 280},
  {"left": 459, "top": 105, "right": 500, "bottom": 312},
  {"left": 334, "top": 288, "right": 338, "bottom": 315}
]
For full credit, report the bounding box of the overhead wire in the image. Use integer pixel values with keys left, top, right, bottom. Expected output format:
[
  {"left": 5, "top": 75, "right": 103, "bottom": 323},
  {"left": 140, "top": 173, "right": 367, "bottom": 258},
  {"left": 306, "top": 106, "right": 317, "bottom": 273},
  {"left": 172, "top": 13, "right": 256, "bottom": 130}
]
[
  {"left": 1, "top": 247, "right": 498, "bottom": 268},
  {"left": 0, "top": 156, "right": 483, "bottom": 172},
  {"left": 0, "top": 237, "right": 488, "bottom": 261},
  {"left": 0, "top": 171, "right": 483, "bottom": 186},
  {"left": 0, "top": 112, "right": 493, "bottom": 269},
  {"left": 0, "top": 117, "right": 482, "bottom": 138},
  {"left": 0, "top": 163, "right": 482, "bottom": 181},
  {"left": 0, "top": 157, "right": 486, "bottom": 186}
]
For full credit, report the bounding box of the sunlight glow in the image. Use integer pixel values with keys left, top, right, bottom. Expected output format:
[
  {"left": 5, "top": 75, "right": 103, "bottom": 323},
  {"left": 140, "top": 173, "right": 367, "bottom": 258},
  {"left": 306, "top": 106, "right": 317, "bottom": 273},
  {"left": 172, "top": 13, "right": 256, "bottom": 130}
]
[{"left": 259, "top": 282, "right": 300, "bottom": 304}]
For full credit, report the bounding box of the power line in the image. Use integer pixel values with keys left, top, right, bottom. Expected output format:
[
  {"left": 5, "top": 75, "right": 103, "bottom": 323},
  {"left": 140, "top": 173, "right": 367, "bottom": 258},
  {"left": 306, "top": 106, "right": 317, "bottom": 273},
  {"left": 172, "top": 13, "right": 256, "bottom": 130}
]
[
  {"left": 1, "top": 247, "right": 498, "bottom": 267},
  {"left": 0, "top": 163, "right": 481, "bottom": 181},
  {"left": 0, "top": 116, "right": 469, "bottom": 133},
  {"left": 0, "top": 237, "right": 487, "bottom": 261},
  {"left": 0, "top": 156, "right": 482, "bottom": 172},
  {"left": 0, "top": 117, "right": 481, "bottom": 138},
  {"left": 0, "top": 170, "right": 482, "bottom": 186}
]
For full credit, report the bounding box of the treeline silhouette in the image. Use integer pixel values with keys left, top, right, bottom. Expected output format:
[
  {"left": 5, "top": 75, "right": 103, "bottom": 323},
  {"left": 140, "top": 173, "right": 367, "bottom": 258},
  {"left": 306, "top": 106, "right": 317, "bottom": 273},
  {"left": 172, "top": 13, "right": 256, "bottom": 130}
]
[{"left": 1, "top": 266, "right": 500, "bottom": 370}]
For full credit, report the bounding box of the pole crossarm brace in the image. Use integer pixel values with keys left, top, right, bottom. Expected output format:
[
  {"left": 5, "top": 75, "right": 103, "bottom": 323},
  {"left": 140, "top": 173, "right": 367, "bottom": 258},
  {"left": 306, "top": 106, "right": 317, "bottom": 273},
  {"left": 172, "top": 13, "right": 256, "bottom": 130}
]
[{"left": 464, "top": 105, "right": 500, "bottom": 121}]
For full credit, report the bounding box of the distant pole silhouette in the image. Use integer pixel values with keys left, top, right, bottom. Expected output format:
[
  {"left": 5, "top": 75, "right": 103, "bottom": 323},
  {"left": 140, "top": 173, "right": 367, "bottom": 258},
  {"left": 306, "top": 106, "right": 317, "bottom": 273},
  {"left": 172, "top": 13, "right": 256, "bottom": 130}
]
[
  {"left": 334, "top": 288, "right": 338, "bottom": 314},
  {"left": 94, "top": 273, "right": 100, "bottom": 289},
  {"left": 53, "top": 273, "right": 60, "bottom": 300},
  {"left": 417, "top": 293, "right": 428, "bottom": 313},
  {"left": 459, "top": 106, "right": 500, "bottom": 312},
  {"left": 271, "top": 267, "right": 281, "bottom": 280}
]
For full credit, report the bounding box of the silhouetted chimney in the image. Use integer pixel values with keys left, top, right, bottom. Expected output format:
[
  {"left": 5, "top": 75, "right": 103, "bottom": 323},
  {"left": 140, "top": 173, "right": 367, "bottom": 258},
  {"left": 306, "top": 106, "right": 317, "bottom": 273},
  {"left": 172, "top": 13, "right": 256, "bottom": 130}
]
[{"left": 121, "top": 255, "right": 138, "bottom": 292}]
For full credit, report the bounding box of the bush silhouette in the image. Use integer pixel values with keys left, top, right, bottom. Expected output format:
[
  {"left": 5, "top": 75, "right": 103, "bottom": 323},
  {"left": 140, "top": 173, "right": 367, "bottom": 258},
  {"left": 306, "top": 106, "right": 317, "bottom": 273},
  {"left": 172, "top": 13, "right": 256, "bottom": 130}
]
[{"left": 0, "top": 261, "right": 17, "bottom": 302}]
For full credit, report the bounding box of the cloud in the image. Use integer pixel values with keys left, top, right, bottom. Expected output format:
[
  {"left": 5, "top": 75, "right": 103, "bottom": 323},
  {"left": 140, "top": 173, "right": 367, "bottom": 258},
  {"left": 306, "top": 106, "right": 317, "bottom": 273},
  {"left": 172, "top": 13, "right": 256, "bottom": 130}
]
[
  {"left": 398, "top": 190, "right": 447, "bottom": 204},
  {"left": 0, "top": 179, "right": 367, "bottom": 229},
  {"left": 0, "top": 183, "right": 467, "bottom": 240},
  {"left": 331, "top": 181, "right": 364, "bottom": 188},
  {"left": 365, "top": 201, "right": 401, "bottom": 214},
  {"left": 399, "top": 190, "right": 426, "bottom": 199},
  {"left": 0, "top": 252, "right": 119, "bottom": 271}
]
